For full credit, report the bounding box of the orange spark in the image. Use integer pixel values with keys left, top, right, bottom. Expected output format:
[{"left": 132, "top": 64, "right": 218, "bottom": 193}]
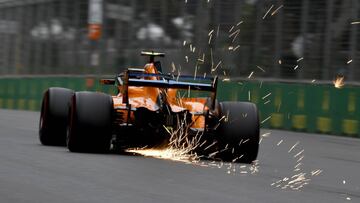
[{"left": 333, "top": 76, "right": 345, "bottom": 88}]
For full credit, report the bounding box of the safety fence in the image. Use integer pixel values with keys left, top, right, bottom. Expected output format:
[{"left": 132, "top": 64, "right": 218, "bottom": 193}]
[
  {"left": 0, "top": 0, "right": 359, "bottom": 81},
  {"left": 0, "top": 76, "right": 359, "bottom": 137}
]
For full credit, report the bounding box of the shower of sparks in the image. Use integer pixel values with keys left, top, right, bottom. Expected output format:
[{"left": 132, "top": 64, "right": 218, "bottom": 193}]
[
  {"left": 263, "top": 5, "right": 274, "bottom": 19},
  {"left": 271, "top": 5, "right": 284, "bottom": 16},
  {"left": 126, "top": 109, "right": 260, "bottom": 176},
  {"left": 261, "top": 116, "right": 271, "bottom": 124},
  {"left": 137, "top": 14, "right": 335, "bottom": 186},
  {"left": 333, "top": 76, "right": 345, "bottom": 88},
  {"left": 127, "top": 113, "right": 202, "bottom": 163},
  {"left": 127, "top": 148, "right": 194, "bottom": 163},
  {"left": 271, "top": 172, "right": 312, "bottom": 190},
  {"left": 176, "top": 17, "right": 328, "bottom": 191},
  {"left": 271, "top": 139, "right": 323, "bottom": 191},
  {"left": 347, "top": 59, "right": 353, "bottom": 64}
]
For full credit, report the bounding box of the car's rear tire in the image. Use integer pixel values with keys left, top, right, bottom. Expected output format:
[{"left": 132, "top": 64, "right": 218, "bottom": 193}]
[
  {"left": 216, "top": 101, "right": 259, "bottom": 163},
  {"left": 39, "top": 87, "right": 74, "bottom": 146},
  {"left": 67, "top": 92, "right": 113, "bottom": 153}
]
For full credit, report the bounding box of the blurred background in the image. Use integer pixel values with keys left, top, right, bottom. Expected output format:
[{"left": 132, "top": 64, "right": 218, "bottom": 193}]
[
  {"left": 0, "top": 0, "right": 359, "bottom": 136},
  {"left": 0, "top": 0, "right": 359, "bottom": 81}
]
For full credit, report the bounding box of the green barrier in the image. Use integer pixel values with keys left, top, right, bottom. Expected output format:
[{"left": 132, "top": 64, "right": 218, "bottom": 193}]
[
  {"left": 0, "top": 77, "right": 359, "bottom": 137},
  {"left": 218, "top": 81, "right": 360, "bottom": 137}
]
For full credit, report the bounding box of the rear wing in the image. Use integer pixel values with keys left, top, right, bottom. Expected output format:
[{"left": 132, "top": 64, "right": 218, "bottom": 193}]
[
  {"left": 124, "top": 72, "right": 217, "bottom": 92},
  {"left": 103, "top": 70, "right": 218, "bottom": 109}
]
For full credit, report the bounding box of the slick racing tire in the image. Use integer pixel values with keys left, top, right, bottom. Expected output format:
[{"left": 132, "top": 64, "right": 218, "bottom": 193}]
[
  {"left": 216, "top": 102, "right": 259, "bottom": 163},
  {"left": 39, "top": 87, "right": 74, "bottom": 146},
  {"left": 67, "top": 91, "right": 113, "bottom": 153}
]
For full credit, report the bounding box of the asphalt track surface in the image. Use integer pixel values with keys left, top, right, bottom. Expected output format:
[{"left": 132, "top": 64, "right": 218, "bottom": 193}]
[{"left": 0, "top": 109, "right": 359, "bottom": 203}]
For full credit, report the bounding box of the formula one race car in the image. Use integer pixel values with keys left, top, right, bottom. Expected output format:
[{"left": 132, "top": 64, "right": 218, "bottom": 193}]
[{"left": 39, "top": 51, "right": 259, "bottom": 163}]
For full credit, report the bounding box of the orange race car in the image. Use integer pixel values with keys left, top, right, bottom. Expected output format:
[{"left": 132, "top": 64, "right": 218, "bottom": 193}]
[{"left": 39, "top": 52, "right": 259, "bottom": 163}]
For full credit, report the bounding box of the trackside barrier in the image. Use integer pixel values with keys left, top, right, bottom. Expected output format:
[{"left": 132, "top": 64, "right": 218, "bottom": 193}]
[
  {"left": 0, "top": 77, "right": 116, "bottom": 111},
  {"left": 217, "top": 81, "right": 360, "bottom": 137},
  {"left": 0, "top": 77, "right": 359, "bottom": 137}
]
